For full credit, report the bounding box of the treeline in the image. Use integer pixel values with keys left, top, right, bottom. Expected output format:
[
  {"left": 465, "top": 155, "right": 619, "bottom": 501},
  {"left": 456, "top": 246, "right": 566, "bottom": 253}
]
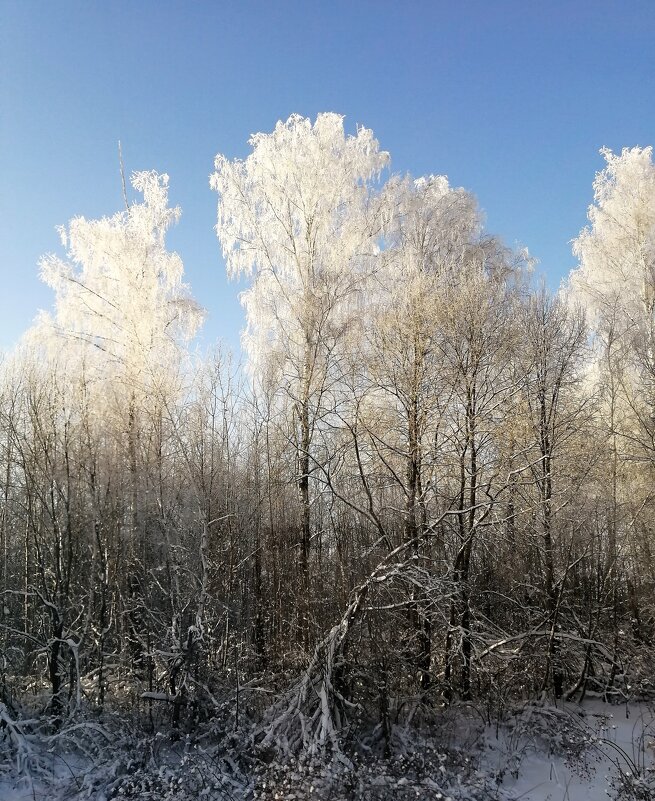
[{"left": 1, "top": 116, "right": 654, "bottom": 755}]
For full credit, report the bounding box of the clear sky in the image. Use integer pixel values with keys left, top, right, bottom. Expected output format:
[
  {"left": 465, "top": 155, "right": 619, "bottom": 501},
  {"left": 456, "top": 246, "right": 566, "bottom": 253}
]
[{"left": 1, "top": 0, "right": 654, "bottom": 353}]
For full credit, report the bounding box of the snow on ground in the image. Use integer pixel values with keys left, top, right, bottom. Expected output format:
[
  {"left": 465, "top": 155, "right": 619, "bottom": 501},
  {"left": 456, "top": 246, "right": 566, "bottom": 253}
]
[
  {"left": 484, "top": 699, "right": 655, "bottom": 800},
  {"left": 0, "top": 700, "right": 653, "bottom": 800}
]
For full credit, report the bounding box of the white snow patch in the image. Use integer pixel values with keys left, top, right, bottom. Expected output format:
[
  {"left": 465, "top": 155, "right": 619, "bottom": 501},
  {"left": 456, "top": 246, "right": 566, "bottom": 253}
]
[{"left": 483, "top": 699, "right": 655, "bottom": 800}]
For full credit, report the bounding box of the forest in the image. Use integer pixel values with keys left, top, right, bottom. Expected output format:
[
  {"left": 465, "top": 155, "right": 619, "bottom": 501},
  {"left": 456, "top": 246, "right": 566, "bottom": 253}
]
[{"left": 1, "top": 113, "right": 655, "bottom": 800}]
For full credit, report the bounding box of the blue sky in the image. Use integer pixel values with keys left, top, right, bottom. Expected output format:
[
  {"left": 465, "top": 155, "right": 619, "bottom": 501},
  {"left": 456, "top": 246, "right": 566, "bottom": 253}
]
[{"left": 1, "top": 1, "right": 654, "bottom": 353}]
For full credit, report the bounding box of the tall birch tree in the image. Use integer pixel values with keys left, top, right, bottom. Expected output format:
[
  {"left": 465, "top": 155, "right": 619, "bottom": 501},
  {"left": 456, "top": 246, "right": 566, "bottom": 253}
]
[
  {"left": 31, "top": 171, "right": 203, "bottom": 671},
  {"left": 211, "top": 113, "right": 388, "bottom": 637}
]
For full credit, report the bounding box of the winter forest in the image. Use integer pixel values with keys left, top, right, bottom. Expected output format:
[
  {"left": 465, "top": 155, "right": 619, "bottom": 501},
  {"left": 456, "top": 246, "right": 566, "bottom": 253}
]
[{"left": 1, "top": 113, "right": 655, "bottom": 800}]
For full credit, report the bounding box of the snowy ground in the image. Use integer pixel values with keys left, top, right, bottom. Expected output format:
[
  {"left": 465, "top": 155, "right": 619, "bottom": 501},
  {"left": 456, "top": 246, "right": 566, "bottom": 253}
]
[
  {"left": 484, "top": 699, "right": 655, "bottom": 800},
  {"left": 1, "top": 700, "right": 653, "bottom": 800}
]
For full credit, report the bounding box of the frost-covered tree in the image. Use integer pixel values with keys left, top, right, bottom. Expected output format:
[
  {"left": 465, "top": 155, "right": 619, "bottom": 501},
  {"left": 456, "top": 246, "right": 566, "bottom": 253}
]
[
  {"left": 370, "top": 174, "right": 480, "bottom": 543},
  {"left": 569, "top": 147, "right": 655, "bottom": 694},
  {"left": 570, "top": 148, "right": 655, "bottom": 521},
  {"left": 211, "top": 113, "right": 388, "bottom": 632},
  {"left": 35, "top": 171, "right": 203, "bottom": 390},
  {"left": 572, "top": 147, "right": 655, "bottom": 323},
  {"left": 28, "top": 172, "right": 204, "bottom": 671},
  {"left": 33, "top": 171, "right": 203, "bottom": 494},
  {"left": 571, "top": 147, "right": 655, "bottom": 401},
  {"left": 437, "top": 237, "right": 524, "bottom": 700},
  {"left": 515, "top": 289, "right": 588, "bottom": 697},
  {"left": 342, "top": 175, "right": 481, "bottom": 693}
]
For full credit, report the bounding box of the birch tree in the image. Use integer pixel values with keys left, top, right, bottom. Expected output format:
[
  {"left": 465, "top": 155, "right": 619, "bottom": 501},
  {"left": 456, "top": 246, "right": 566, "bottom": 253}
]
[
  {"left": 36, "top": 170, "right": 203, "bottom": 389},
  {"left": 31, "top": 171, "right": 203, "bottom": 673},
  {"left": 35, "top": 171, "right": 202, "bottom": 525},
  {"left": 517, "top": 289, "right": 588, "bottom": 697},
  {"left": 439, "top": 239, "right": 525, "bottom": 700},
  {"left": 211, "top": 113, "right": 388, "bottom": 638},
  {"left": 570, "top": 146, "right": 655, "bottom": 692},
  {"left": 352, "top": 174, "right": 480, "bottom": 691},
  {"left": 571, "top": 146, "right": 655, "bottom": 454}
]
